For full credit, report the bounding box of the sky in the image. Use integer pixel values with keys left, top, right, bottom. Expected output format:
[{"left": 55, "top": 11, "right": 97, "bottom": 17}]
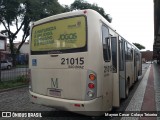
[
  {"left": 0, "top": 0, "right": 154, "bottom": 51},
  {"left": 58, "top": 0, "right": 154, "bottom": 51}
]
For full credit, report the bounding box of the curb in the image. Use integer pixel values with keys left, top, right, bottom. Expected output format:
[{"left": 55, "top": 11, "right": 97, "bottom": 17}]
[{"left": 0, "top": 85, "right": 28, "bottom": 93}]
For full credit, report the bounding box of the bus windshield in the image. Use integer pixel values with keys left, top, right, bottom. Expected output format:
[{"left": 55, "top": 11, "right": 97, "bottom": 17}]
[{"left": 31, "top": 16, "right": 87, "bottom": 55}]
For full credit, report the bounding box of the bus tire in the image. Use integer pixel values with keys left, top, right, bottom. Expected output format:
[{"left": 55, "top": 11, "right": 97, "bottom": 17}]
[
  {"left": 135, "top": 71, "right": 140, "bottom": 82},
  {"left": 135, "top": 74, "right": 138, "bottom": 82}
]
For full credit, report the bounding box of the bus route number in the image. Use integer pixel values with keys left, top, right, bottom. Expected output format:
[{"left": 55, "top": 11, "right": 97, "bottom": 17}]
[{"left": 61, "top": 57, "right": 84, "bottom": 65}]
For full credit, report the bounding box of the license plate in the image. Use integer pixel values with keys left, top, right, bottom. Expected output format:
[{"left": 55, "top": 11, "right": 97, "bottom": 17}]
[{"left": 49, "top": 89, "right": 61, "bottom": 97}]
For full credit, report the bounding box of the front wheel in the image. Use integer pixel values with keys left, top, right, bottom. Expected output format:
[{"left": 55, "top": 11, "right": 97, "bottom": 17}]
[{"left": 125, "top": 84, "right": 129, "bottom": 98}]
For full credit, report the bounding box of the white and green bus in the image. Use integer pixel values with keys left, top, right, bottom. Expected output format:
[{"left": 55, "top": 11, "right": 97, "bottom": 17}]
[{"left": 29, "top": 9, "right": 142, "bottom": 116}]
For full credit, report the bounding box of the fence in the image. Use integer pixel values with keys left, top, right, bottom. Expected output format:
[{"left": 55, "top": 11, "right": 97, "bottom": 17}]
[{"left": 0, "top": 65, "right": 29, "bottom": 82}]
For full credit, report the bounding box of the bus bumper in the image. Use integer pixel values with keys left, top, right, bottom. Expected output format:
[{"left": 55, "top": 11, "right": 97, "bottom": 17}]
[{"left": 29, "top": 90, "right": 103, "bottom": 116}]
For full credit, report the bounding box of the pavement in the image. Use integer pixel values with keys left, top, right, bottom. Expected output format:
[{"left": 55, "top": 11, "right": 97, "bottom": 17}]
[
  {"left": 121, "top": 62, "right": 160, "bottom": 120},
  {"left": 0, "top": 63, "right": 159, "bottom": 120}
]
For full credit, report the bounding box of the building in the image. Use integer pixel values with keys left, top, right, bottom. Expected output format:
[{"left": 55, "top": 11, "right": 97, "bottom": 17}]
[
  {"left": 14, "top": 42, "right": 29, "bottom": 64},
  {"left": 0, "top": 33, "right": 9, "bottom": 60},
  {"left": 153, "top": 0, "right": 160, "bottom": 63},
  {"left": 14, "top": 42, "right": 29, "bottom": 54},
  {"left": 141, "top": 51, "right": 153, "bottom": 63},
  {"left": 0, "top": 33, "right": 30, "bottom": 64}
]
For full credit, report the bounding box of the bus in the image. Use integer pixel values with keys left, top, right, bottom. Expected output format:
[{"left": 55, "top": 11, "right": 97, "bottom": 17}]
[{"left": 29, "top": 9, "right": 142, "bottom": 116}]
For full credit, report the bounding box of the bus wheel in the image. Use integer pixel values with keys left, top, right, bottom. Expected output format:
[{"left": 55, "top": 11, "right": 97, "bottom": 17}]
[
  {"left": 135, "top": 71, "right": 139, "bottom": 82},
  {"left": 125, "top": 85, "right": 129, "bottom": 98},
  {"left": 135, "top": 75, "right": 138, "bottom": 82}
]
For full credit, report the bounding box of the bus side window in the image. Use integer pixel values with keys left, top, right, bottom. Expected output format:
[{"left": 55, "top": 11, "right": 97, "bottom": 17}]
[
  {"left": 105, "top": 37, "right": 111, "bottom": 60},
  {"left": 136, "top": 53, "right": 140, "bottom": 61},
  {"left": 111, "top": 37, "right": 117, "bottom": 73},
  {"left": 125, "top": 42, "right": 133, "bottom": 61},
  {"left": 102, "top": 25, "right": 111, "bottom": 62},
  {"left": 119, "top": 39, "right": 124, "bottom": 71}
]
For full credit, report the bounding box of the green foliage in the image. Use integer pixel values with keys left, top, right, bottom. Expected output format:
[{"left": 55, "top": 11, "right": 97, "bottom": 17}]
[
  {"left": 0, "top": 75, "right": 28, "bottom": 90},
  {"left": 63, "top": 5, "right": 71, "bottom": 12},
  {"left": 0, "top": 0, "right": 21, "bottom": 24},
  {"left": 0, "top": 0, "right": 65, "bottom": 65},
  {"left": 133, "top": 43, "right": 145, "bottom": 50},
  {"left": 70, "top": 0, "right": 112, "bottom": 23},
  {"left": 0, "top": 0, "right": 112, "bottom": 62},
  {"left": 16, "top": 75, "right": 27, "bottom": 83}
]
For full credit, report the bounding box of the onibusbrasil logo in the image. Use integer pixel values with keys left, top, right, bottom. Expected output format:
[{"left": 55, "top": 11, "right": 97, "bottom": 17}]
[{"left": 1, "top": 112, "right": 42, "bottom": 118}]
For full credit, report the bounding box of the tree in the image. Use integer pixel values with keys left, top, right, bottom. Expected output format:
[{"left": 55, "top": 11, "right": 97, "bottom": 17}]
[
  {"left": 0, "top": 0, "right": 64, "bottom": 65},
  {"left": 70, "top": 0, "right": 112, "bottom": 23},
  {"left": 0, "top": 0, "right": 22, "bottom": 65},
  {"left": 133, "top": 43, "right": 145, "bottom": 50},
  {"left": 17, "top": 0, "right": 64, "bottom": 54}
]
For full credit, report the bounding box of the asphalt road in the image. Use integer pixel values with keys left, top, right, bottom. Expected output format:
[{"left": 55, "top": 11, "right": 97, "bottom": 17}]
[{"left": 0, "top": 63, "right": 151, "bottom": 120}]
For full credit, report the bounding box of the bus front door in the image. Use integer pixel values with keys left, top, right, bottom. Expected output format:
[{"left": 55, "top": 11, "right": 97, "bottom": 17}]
[{"left": 119, "top": 39, "right": 126, "bottom": 99}]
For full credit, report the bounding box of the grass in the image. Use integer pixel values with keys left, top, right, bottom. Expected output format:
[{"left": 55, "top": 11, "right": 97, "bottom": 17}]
[
  {"left": 0, "top": 75, "right": 28, "bottom": 90},
  {"left": 16, "top": 64, "right": 28, "bottom": 68}
]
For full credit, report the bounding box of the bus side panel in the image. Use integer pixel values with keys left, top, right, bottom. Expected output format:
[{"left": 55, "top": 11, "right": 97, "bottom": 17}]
[
  {"left": 119, "top": 38, "right": 126, "bottom": 99},
  {"left": 109, "top": 30, "right": 120, "bottom": 107},
  {"left": 102, "top": 61, "right": 113, "bottom": 111},
  {"left": 112, "top": 52, "right": 120, "bottom": 107},
  {"left": 99, "top": 22, "right": 113, "bottom": 111},
  {"left": 139, "top": 53, "right": 142, "bottom": 76},
  {"left": 126, "top": 61, "right": 134, "bottom": 88},
  {"left": 133, "top": 50, "right": 137, "bottom": 82},
  {"left": 87, "top": 12, "right": 104, "bottom": 99},
  {"left": 112, "top": 73, "right": 120, "bottom": 107}
]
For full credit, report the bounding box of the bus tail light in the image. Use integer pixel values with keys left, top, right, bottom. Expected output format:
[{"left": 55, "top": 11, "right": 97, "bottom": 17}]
[
  {"left": 86, "top": 71, "right": 97, "bottom": 100},
  {"left": 74, "top": 104, "right": 81, "bottom": 107},
  {"left": 89, "top": 73, "right": 96, "bottom": 81},
  {"left": 88, "top": 83, "right": 95, "bottom": 89},
  {"left": 32, "top": 95, "right": 37, "bottom": 99}
]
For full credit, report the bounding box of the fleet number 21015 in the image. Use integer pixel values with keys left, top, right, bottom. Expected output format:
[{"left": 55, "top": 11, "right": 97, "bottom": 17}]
[{"left": 61, "top": 57, "right": 84, "bottom": 65}]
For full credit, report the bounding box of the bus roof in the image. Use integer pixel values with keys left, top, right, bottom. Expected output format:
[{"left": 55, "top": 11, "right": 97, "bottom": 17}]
[{"left": 32, "top": 9, "right": 140, "bottom": 51}]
